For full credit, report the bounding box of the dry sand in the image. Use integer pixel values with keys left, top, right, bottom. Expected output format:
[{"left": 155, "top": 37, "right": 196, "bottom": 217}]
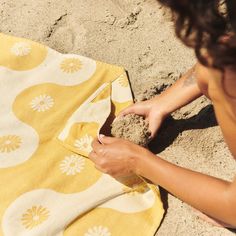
[
  {"left": 1, "top": 0, "right": 236, "bottom": 235},
  {"left": 111, "top": 114, "right": 151, "bottom": 146}
]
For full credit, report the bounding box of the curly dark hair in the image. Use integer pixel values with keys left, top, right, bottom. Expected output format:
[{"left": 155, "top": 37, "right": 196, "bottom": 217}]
[{"left": 157, "top": 0, "right": 236, "bottom": 70}]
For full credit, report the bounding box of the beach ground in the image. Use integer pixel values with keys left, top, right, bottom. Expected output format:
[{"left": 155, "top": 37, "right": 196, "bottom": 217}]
[{"left": 1, "top": 0, "right": 236, "bottom": 235}]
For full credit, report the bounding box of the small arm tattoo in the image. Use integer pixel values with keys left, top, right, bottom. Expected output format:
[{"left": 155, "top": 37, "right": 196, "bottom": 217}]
[{"left": 183, "top": 69, "right": 196, "bottom": 87}]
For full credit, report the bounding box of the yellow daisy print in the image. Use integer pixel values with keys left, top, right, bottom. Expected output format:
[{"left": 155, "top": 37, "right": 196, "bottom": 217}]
[
  {"left": 21, "top": 205, "right": 49, "bottom": 230},
  {"left": 0, "top": 135, "right": 22, "bottom": 153},
  {"left": 117, "top": 74, "right": 129, "bottom": 87},
  {"left": 74, "top": 134, "right": 93, "bottom": 153},
  {"left": 60, "top": 58, "right": 82, "bottom": 73},
  {"left": 84, "top": 226, "right": 111, "bottom": 236}
]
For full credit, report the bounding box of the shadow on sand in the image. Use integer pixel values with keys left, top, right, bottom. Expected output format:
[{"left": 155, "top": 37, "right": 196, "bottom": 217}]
[
  {"left": 150, "top": 105, "right": 236, "bottom": 232},
  {"left": 149, "top": 104, "right": 217, "bottom": 154}
]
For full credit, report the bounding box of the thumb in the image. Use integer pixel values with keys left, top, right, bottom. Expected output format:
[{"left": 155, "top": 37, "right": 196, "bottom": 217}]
[
  {"left": 148, "top": 117, "right": 162, "bottom": 139},
  {"left": 118, "top": 108, "right": 134, "bottom": 117},
  {"left": 118, "top": 104, "right": 137, "bottom": 117},
  {"left": 99, "top": 134, "right": 118, "bottom": 144}
]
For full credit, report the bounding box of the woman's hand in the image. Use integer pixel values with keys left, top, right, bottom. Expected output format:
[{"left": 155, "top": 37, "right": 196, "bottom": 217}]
[
  {"left": 119, "top": 65, "right": 203, "bottom": 139},
  {"left": 119, "top": 98, "right": 167, "bottom": 138},
  {"left": 89, "top": 135, "right": 152, "bottom": 178}
]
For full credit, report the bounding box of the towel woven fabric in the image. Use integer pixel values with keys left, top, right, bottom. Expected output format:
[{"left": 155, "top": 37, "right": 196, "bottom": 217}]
[{"left": 0, "top": 33, "right": 164, "bottom": 236}]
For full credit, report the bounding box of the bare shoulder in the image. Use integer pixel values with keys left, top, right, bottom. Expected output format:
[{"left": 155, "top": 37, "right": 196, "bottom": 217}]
[
  {"left": 206, "top": 67, "right": 236, "bottom": 108},
  {"left": 223, "top": 69, "right": 236, "bottom": 100},
  {"left": 205, "top": 67, "right": 236, "bottom": 159}
]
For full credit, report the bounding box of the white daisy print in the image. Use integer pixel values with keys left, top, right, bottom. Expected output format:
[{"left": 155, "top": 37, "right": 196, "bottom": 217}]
[
  {"left": 30, "top": 94, "right": 54, "bottom": 112},
  {"left": 60, "top": 154, "right": 85, "bottom": 176},
  {"left": 10, "top": 42, "right": 32, "bottom": 57},
  {"left": 84, "top": 226, "right": 111, "bottom": 236},
  {"left": 74, "top": 134, "right": 93, "bottom": 153}
]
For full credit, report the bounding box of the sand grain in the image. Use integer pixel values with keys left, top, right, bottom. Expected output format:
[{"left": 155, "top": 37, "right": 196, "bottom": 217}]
[{"left": 111, "top": 114, "right": 151, "bottom": 146}]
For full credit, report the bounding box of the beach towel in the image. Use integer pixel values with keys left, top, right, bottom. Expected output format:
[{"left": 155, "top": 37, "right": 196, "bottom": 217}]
[{"left": 0, "top": 33, "right": 164, "bottom": 236}]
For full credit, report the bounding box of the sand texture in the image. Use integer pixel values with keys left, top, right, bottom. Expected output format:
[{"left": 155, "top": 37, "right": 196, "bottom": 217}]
[
  {"left": 1, "top": 0, "right": 236, "bottom": 235},
  {"left": 111, "top": 114, "right": 151, "bottom": 146}
]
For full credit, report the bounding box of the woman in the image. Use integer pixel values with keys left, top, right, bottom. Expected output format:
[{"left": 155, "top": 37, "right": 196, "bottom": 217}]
[{"left": 89, "top": 0, "right": 236, "bottom": 227}]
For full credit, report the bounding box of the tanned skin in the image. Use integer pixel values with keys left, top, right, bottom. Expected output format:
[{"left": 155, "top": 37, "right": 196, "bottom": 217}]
[{"left": 89, "top": 62, "right": 236, "bottom": 228}]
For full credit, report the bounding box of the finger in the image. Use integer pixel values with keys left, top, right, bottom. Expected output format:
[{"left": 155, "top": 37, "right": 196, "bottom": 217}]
[
  {"left": 94, "top": 164, "right": 107, "bottom": 174},
  {"left": 118, "top": 105, "right": 135, "bottom": 117},
  {"left": 88, "top": 150, "right": 98, "bottom": 162},
  {"left": 91, "top": 138, "right": 103, "bottom": 152},
  {"left": 149, "top": 118, "right": 162, "bottom": 138},
  {"left": 99, "top": 134, "right": 119, "bottom": 144},
  {"left": 88, "top": 152, "right": 107, "bottom": 174}
]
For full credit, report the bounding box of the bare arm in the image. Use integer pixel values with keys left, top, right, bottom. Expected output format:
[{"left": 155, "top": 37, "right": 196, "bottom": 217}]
[
  {"left": 151, "top": 64, "right": 202, "bottom": 117},
  {"left": 135, "top": 65, "right": 236, "bottom": 226},
  {"left": 91, "top": 63, "right": 236, "bottom": 227},
  {"left": 135, "top": 151, "right": 236, "bottom": 227},
  {"left": 90, "top": 134, "right": 236, "bottom": 227},
  {"left": 120, "top": 64, "right": 203, "bottom": 137}
]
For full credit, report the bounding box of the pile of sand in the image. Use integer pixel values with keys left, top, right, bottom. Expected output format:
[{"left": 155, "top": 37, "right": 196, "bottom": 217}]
[
  {"left": 111, "top": 114, "right": 151, "bottom": 146},
  {"left": 1, "top": 0, "right": 236, "bottom": 235}
]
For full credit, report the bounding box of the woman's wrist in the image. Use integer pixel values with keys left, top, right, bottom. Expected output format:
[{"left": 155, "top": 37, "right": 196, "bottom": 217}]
[
  {"left": 133, "top": 148, "right": 159, "bottom": 177},
  {"left": 151, "top": 94, "right": 174, "bottom": 118}
]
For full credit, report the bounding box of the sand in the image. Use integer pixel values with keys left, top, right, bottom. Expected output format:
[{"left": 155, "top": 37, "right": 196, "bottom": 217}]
[
  {"left": 111, "top": 114, "right": 151, "bottom": 146},
  {"left": 1, "top": 0, "right": 236, "bottom": 235}
]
